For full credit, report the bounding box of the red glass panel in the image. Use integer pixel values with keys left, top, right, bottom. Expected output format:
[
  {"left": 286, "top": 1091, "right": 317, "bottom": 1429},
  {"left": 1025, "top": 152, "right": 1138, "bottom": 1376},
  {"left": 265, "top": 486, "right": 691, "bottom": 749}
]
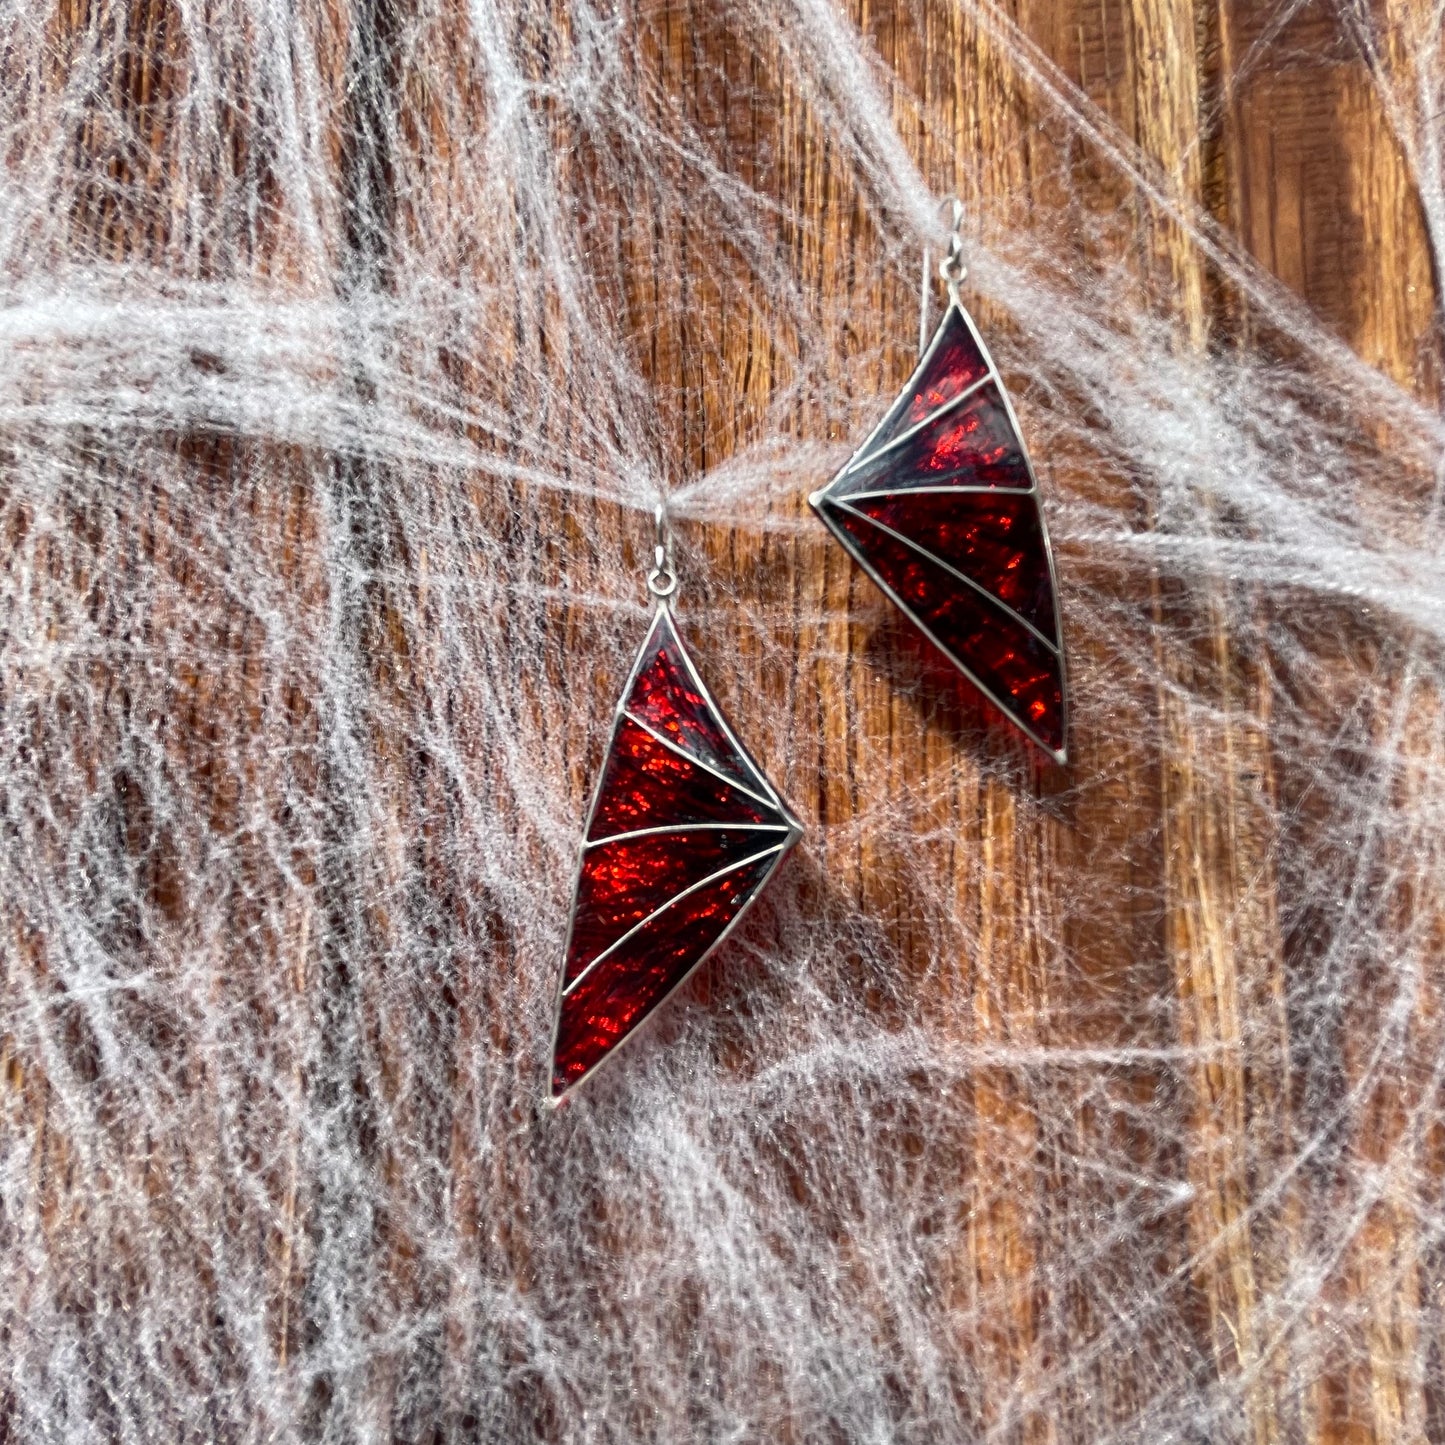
[
  {"left": 822, "top": 501, "right": 1064, "bottom": 753},
  {"left": 588, "top": 717, "right": 779, "bottom": 841},
  {"left": 858, "top": 306, "right": 991, "bottom": 457},
  {"left": 847, "top": 491, "right": 1058, "bottom": 640},
  {"left": 625, "top": 612, "right": 762, "bottom": 792},
  {"left": 553, "top": 852, "right": 781, "bottom": 1095},
  {"left": 564, "top": 828, "right": 782, "bottom": 985},
  {"left": 834, "top": 381, "right": 1031, "bottom": 498}
]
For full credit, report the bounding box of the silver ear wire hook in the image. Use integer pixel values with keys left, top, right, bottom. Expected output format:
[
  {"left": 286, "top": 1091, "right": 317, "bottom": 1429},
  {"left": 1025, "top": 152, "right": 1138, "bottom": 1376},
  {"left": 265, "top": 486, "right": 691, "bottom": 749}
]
[
  {"left": 920, "top": 196, "right": 969, "bottom": 355},
  {"left": 938, "top": 196, "right": 967, "bottom": 289},
  {"left": 646, "top": 501, "right": 678, "bottom": 599}
]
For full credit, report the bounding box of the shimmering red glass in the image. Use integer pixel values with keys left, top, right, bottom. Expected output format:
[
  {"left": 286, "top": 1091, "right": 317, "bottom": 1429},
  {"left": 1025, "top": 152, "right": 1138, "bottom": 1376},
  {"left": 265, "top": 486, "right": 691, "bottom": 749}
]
[
  {"left": 863, "top": 307, "right": 991, "bottom": 451},
  {"left": 552, "top": 608, "right": 799, "bottom": 1098},
  {"left": 813, "top": 298, "right": 1068, "bottom": 758},
  {"left": 847, "top": 491, "right": 1057, "bottom": 639},
  {"left": 587, "top": 717, "right": 778, "bottom": 841},
  {"left": 835, "top": 381, "right": 1031, "bottom": 497},
  {"left": 625, "top": 613, "right": 761, "bottom": 793},
  {"left": 553, "top": 852, "right": 780, "bottom": 1094},
  {"left": 565, "top": 828, "right": 782, "bottom": 985},
  {"left": 822, "top": 501, "right": 1063, "bottom": 752}
]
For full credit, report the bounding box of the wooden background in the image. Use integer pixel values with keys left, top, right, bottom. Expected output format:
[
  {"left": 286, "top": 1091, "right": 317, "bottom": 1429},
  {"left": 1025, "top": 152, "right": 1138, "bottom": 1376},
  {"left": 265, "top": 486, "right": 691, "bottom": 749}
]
[{"left": 10, "top": 0, "right": 1442, "bottom": 1437}]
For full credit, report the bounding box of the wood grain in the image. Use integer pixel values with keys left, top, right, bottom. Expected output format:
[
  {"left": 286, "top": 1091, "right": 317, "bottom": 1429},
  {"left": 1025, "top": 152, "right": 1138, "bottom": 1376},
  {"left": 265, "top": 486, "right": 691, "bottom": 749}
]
[{"left": 8, "top": 0, "right": 1440, "bottom": 1436}]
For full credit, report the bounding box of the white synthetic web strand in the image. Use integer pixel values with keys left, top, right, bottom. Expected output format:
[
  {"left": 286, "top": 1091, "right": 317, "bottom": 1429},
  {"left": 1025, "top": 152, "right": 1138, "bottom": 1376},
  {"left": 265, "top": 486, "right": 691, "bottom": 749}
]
[{"left": 1, "top": 0, "right": 1442, "bottom": 1438}]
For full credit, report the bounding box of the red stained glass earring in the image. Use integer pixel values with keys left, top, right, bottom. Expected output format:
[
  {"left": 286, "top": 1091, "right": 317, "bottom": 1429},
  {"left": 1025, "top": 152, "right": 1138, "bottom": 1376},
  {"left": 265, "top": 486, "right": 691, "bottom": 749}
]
[
  {"left": 809, "top": 200, "right": 1069, "bottom": 762},
  {"left": 547, "top": 507, "right": 804, "bottom": 1104}
]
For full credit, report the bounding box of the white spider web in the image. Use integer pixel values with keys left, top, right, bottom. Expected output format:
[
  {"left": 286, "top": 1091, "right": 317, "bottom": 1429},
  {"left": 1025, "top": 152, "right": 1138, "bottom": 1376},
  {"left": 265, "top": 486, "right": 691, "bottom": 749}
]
[{"left": 1, "top": 0, "right": 1442, "bottom": 1439}]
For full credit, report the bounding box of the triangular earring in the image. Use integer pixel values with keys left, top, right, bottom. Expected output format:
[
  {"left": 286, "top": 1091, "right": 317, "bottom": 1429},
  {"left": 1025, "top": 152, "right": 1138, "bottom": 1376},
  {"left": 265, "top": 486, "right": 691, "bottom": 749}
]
[
  {"left": 810, "top": 202, "right": 1069, "bottom": 762},
  {"left": 547, "top": 507, "right": 803, "bottom": 1103}
]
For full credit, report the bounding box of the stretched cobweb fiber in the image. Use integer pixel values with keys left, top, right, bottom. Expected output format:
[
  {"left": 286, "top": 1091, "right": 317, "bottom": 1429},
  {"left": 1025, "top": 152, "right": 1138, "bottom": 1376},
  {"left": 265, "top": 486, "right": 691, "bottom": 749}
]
[{"left": 1, "top": 0, "right": 1442, "bottom": 1440}]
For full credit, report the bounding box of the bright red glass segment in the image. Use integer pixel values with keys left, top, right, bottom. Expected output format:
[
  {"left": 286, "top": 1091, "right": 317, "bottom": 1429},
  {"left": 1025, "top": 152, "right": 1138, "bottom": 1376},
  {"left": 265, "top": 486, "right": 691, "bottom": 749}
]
[
  {"left": 847, "top": 491, "right": 1057, "bottom": 638},
  {"left": 565, "top": 828, "right": 782, "bottom": 986},
  {"left": 588, "top": 717, "right": 776, "bottom": 841},
  {"left": 552, "top": 608, "right": 799, "bottom": 1099},
  {"left": 835, "top": 381, "right": 1032, "bottom": 497},
  {"left": 553, "top": 852, "right": 780, "bottom": 1095},
  {"left": 625, "top": 617, "right": 763, "bottom": 793},
  {"left": 822, "top": 502, "right": 1064, "bottom": 753},
  {"left": 864, "top": 306, "right": 991, "bottom": 450}
]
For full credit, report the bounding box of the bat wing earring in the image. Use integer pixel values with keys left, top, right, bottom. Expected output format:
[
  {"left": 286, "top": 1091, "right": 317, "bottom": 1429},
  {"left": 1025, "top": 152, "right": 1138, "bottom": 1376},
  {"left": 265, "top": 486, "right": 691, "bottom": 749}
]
[
  {"left": 809, "top": 200, "right": 1069, "bottom": 762},
  {"left": 547, "top": 505, "right": 803, "bottom": 1104}
]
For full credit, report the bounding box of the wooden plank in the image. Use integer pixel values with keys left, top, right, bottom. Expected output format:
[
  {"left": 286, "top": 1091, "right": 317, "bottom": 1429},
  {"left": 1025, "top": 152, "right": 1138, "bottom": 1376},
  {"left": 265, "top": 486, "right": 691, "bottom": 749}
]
[{"left": 3, "top": 0, "right": 1438, "bottom": 1436}]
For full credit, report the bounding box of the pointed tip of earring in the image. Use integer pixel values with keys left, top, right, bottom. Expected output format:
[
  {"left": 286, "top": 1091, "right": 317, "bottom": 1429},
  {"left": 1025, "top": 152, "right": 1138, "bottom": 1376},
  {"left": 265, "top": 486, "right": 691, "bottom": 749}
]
[{"left": 807, "top": 490, "right": 826, "bottom": 512}]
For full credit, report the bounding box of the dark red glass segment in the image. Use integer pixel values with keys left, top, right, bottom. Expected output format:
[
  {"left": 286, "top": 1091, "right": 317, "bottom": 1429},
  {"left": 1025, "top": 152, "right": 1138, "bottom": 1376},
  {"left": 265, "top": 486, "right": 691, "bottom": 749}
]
[
  {"left": 553, "top": 851, "right": 781, "bottom": 1095},
  {"left": 860, "top": 306, "right": 991, "bottom": 455},
  {"left": 833, "top": 381, "right": 1031, "bottom": 498},
  {"left": 822, "top": 501, "right": 1064, "bottom": 753},
  {"left": 846, "top": 491, "right": 1058, "bottom": 639},
  {"left": 587, "top": 717, "right": 780, "bottom": 841},
  {"left": 565, "top": 828, "right": 784, "bottom": 986},
  {"left": 625, "top": 613, "right": 762, "bottom": 793}
]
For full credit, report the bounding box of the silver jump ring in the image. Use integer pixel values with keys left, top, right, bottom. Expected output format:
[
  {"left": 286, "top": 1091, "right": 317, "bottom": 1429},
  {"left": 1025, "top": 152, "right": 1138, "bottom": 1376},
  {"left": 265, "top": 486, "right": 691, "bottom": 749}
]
[
  {"left": 647, "top": 502, "right": 678, "bottom": 598},
  {"left": 938, "top": 196, "right": 967, "bottom": 286}
]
